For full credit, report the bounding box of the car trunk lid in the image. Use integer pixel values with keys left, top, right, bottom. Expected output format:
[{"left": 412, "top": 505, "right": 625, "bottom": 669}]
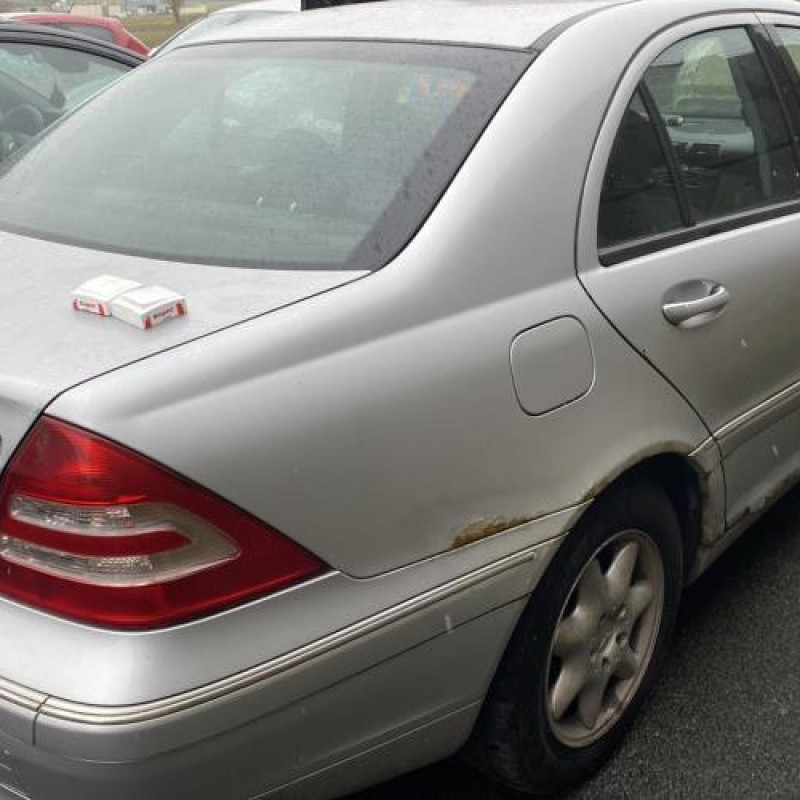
[{"left": 0, "top": 231, "right": 362, "bottom": 468}]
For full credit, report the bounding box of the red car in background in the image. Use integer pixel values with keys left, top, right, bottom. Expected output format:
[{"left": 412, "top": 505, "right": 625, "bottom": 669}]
[{"left": 0, "top": 13, "right": 148, "bottom": 54}]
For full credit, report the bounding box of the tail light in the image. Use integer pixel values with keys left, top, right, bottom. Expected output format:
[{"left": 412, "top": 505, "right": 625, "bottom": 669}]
[{"left": 0, "top": 417, "right": 326, "bottom": 629}]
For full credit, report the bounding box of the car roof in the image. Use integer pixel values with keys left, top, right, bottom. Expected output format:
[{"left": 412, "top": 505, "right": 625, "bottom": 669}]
[
  {"left": 187, "top": 0, "right": 622, "bottom": 50},
  {"left": 176, "top": 0, "right": 800, "bottom": 51},
  {"left": 212, "top": 0, "right": 300, "bottom": 14}
]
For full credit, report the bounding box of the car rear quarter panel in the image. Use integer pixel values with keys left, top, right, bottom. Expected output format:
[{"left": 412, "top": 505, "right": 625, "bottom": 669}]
[
  {"left": 50, "top": 14, "right": 709, "bottom": 580},
  {"left": 0, "top": 4, "right": 783, "bottom": 794},
  {"left": 21, "top": 7, "right": 715, "bottom": 711}
]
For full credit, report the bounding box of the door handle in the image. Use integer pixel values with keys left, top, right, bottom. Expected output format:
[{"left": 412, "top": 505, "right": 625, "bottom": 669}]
[{"left": 662, "top": 281, "right": 730, "bottom": 327}]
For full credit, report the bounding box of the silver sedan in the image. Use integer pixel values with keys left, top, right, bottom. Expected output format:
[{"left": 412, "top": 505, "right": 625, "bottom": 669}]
[{"left": 0, "top": 0, "right": 797, "bottom": 797}]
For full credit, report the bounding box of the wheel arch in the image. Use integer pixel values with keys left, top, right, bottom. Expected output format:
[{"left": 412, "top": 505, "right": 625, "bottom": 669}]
[
  {"left": 464, "top": 453, "right": 694, "bottom": 790},
  {"left": 578, "top": 451, "right": 708, "bottom": 585}
]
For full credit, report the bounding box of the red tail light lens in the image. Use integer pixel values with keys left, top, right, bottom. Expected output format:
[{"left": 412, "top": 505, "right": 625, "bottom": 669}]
[{"left": 0, "top": 417, "right": 327, "bottom": 629}]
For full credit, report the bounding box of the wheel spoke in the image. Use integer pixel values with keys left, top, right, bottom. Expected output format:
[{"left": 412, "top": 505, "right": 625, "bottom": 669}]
[
  {"left": 576, "top": 559, "right": 611, "bottom": 618},
  {"left": 550, "top": 657, "right": 589, "bottom": 721},
  {"left": 613, "top": 646, "right": 639, "bottom": 680},
  {"left": 606, "top": 542, "right": 638, "bottom": 609},
  {"left": 552, "top": 610, "right": 594, "bottom": 657},
  {"left": 577, "top": 672, "right": 611, "bottom": 730},
  {"left": 627, "top": 581, "right": 655, "bottom": 624}
]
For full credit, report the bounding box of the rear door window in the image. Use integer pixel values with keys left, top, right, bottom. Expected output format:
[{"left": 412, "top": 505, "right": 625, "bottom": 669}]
[
  {"left": 772, "top": 26, "right": 800, "bottom": 74},
  {"left": 770, "top": 26, "right": 800, "bottom": 112},
  {"left": 643, "top": 28, "right": 798, "bottom": 222},
  {"left": 598, "top": 89, "right": 684, "bottom": 248}
]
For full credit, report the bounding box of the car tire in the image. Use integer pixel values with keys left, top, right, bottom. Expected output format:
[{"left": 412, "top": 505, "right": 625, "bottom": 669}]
[{"left": 465, "top": 479, "right": 683, "bottom": 796}]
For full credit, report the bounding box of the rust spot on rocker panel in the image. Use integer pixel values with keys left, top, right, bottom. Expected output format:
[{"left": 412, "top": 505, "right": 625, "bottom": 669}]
[{"left": 451, "top": 516, "right": 535, "bottom": 549}]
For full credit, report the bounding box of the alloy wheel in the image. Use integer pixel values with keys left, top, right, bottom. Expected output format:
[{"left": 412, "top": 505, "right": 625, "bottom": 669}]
[{"left": 545, "top": 530, "right": 664, "bottom": 748}]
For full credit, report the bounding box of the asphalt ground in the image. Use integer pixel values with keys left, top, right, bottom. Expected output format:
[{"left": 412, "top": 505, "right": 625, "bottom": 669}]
[{"left": 351, "top": 488, "right": 800, "bottom": 799}]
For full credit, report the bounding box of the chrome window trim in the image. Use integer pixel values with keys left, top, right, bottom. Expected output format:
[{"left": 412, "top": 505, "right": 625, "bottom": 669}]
[{"left": 599, "top": 198, "right": 800, "bottom": 266}]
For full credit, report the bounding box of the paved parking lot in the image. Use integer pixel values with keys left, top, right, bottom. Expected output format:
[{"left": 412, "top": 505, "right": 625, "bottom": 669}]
[{"left": 353, "top": 490, "right": 800, "bottom": 799}]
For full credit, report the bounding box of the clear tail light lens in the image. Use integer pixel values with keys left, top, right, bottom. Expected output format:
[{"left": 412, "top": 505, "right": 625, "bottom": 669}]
[{"left": 0, "top": 417, "right": 327, "bottom": 629}]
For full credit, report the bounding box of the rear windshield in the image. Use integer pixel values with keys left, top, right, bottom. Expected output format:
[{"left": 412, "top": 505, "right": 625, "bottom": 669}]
[{"left": 0, "top": 41, "right": 529, "bottom": 270}]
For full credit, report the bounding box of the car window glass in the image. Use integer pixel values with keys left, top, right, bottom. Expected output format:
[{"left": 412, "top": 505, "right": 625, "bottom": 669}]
[
  {"left": 158, "top": 58, "right": 474, "bottom": 235},
  {"left": 774, "top": 26, "right": 800, "bottom": 69},
  {"left": 0, "top": 42, "right": 127, "bottom": 111},
  {"left": 643, "top": 28, "right": 798, "bottom": 223},
  {"left": 58, "top": 23, "right": 116, "bottom": 44},
  {"left": 598, "top": 90, "right": 683, "bottom": 248},
  {"left": 772, "top": 26, "right": 800, "bottom": 94},
  {"left": 220, "top": 64, "right": 351, "bottom": 147},
  {"left": 0, "top": 42, "right": 528, "bottom": 271}
]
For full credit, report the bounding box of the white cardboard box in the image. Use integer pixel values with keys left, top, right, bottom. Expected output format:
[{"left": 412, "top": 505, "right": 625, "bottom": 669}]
[
  {"left": 72, "top": 275, "right": 142, "bottom": 317},
  {"left": 111, "top": 285, "right": 188, "bottom": 330}
]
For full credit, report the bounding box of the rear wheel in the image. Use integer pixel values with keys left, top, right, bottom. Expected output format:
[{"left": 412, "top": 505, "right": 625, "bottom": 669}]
[{"left": 465, "top": 480, "right": 682, "bottom": 795}]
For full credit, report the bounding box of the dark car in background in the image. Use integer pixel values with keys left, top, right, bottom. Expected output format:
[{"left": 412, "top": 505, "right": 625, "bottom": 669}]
[{"left": 0, "top": 24, "right": 142, "bottom": 158}]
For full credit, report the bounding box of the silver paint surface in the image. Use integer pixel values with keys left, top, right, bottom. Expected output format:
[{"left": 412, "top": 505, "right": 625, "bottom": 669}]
[
  {"left": 1, "top": 0, "right": 799, "bottom": 796},
  {"left": 180, "top": 0, "right": 620, "bottom": 49},
  {"left": 510, "top": 317, "right": 595, "bottom": 415}
]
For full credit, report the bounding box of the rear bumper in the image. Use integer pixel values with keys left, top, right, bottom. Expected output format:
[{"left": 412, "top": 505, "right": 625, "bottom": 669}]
[{"left": 0, "top": 534, "right": 566, "bottom": 800}]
